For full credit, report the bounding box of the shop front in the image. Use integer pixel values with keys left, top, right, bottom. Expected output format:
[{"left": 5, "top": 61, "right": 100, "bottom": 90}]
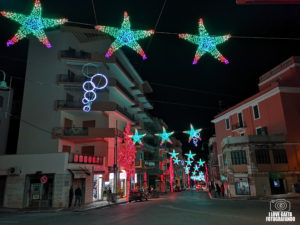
[
  {"left": 93, "top": 174, "right": 103, "bottom": 201},
  {"left": 234, "top": 177, "right": 250, "bottom": 195}
]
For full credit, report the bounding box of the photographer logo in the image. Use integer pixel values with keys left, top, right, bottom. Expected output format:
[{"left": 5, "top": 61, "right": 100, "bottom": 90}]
[{"left": 266, "top": 199, "right": 295, "bottom": 222}]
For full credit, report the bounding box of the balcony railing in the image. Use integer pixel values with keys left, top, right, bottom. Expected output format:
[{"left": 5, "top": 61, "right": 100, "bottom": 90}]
[
  {"left": 55, "top": 127, "right": 88, "bottom": 136},
  {"left": 110, "top": 78, "right": 136, "bottom": 102},
  {"left": 145, "top": 160, "right": 155, "bottom": 168},
  {"left": 56, "top": 100, "right": 82, "bottom": 109},
  {"left": 232, "top": 122, "right": 247, "bottom": 131},
  {"left": 57, "top": 74, "right": 88, "bottom": 84},
  {"left": 60, "top": 48, "right": 91, "bottom": 59},
  {"left": 69, "top": 153, "right": 103, "bottom": 165}
]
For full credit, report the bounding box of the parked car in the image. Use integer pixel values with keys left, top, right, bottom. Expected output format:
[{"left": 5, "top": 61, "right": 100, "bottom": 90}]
[{"left": 129, "top": 189, "right": 148, "bottom": 202}]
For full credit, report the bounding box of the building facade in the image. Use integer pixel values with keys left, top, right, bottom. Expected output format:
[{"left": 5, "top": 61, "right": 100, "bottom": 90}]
[
  {"left": 0, "top": 26, "right": 161, "bottom": 208},
  {"left": 212, "top": 56, "right": 300, "bottom": 198}
]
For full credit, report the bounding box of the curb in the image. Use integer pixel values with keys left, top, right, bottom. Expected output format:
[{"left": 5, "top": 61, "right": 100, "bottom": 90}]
[{"left": 73, "top": 201, "right": 128, "bottom": 212}]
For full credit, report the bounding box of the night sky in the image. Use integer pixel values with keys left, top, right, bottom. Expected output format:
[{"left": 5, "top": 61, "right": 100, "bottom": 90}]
[{"left": 1, "top": 0, "right": 300, "bottom": 155}]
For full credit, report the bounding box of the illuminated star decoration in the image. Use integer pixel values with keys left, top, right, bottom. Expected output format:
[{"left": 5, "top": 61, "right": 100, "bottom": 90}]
[
  {"left": 95, "top": 11, "right": 154, "bottom": 60},
  {"left": 185, "top": 158, "right": 193, "bottom": 166},
  {"left": 194, "top": 164, "right": 199, "bottom": 171},
  {"left": 183, "top": 124, "right": 202, "bottom": 147},
  {"left": 179, "top": 18, "right": 230, "bottom": 65},
  {"left": 199, "top": 171, "right": 204, "bottom": 176},
  {"left": 173, "top": 157, "right": 180, "bottom": 165},
  {"left": 198, "top": 159, "right": 205, "bottom": 167},
  {"left": 129, "top": 129, "right": 146, "bottom": 145},
  {"left": 1, "top": 0, "right": 67, "bottom": 48},
  {"left": 184, "top": 166, "right": 190, "bottom": 175},
  {"left": 185, "top": 150, "right": 196, "bottom": 160},
  {"left": 169, "top": 150, "right": 179, "bottom": 159},
  {"left": 155, "top": 126, "right": 174, "bottom": 146},
  {"left": 192, "top": 171, "right": 197, "bottom": 176}
]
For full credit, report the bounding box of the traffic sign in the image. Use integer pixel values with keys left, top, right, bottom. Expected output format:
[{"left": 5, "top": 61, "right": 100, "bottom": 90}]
[{"left": 40, "top": 176, "right": 48, "bottom": 184}]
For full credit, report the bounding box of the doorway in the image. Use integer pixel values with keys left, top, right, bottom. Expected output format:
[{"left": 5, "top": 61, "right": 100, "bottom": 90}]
[
  {"left": 270, "top": 179, "right": 285, "bottom": 195},
  {"left": 0, "top": 176, "right": 6, "bottom": 207}
]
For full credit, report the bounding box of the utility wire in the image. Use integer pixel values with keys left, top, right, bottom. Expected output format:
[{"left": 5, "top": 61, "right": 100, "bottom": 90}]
[
  {"left": 150, "top": 82, "right": 240, "bottom": 99},
  {"left": 150, "top": 100, "right": 219, "bottom": 110},
  {"left": 91, "top": 0, "right": 98, "bottom": 24}
]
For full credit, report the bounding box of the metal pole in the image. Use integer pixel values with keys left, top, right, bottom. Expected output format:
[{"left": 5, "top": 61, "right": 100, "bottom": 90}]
[{"left": 114, "top": 120, "right": 118, "bottom": 195}]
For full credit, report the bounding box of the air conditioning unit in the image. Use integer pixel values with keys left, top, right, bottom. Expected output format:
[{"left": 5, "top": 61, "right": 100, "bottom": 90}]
[{"left": 8, "top": 167, "right": 22, "bottom": 176}]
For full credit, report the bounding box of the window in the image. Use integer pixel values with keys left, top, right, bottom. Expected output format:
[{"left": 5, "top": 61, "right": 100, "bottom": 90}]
[
  {"left": 240, "top": 132, "right": 245, "bottom": 136},
  {"left": 273, "top": 149, "right": 288, "bottom": 164},
  {"left": 82, "top": 146, "right": 95, "bottom": 156},
  {"left": 62, "top": 145, "right": 71, "bottom": 153},
  {"left": 256, "top": 127, "right": 263, "bottom": 135},
  {"left": 66, "top": 93, "right": 74, "bottom": 102},
  {"left": 238, "top": 112, "right": 244, "bottom": 127},
  {"left": 225, "top": 118, "right": 230, "bottom": 130},
  {"left": 231, "top": 150, "right": 247, "bottom": 165},
  {"left": 255, "top": 149, "right": 270, "bottom": 164},
  {"left": 253, "top": 105, "right": 260, "bottom": 119},
  {"left": 235, "top": 178, "right": 250, "bottom": 195}
]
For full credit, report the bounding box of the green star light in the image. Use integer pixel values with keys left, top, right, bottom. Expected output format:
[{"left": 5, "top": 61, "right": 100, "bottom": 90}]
[
  {"left": 95, "top": 11, "right": 154, "bottom": 60},
  {"left": 185, "top": 150, "right": 196, "bottom": 160},
  {"left": 183, "top": 124, "right": 202, "bottom": 143},
  {"left": 198, "top": 159, "right": 205, "bottom": 167},
  {"left": 179, "top": 18, "right": 230, "bottom": 65},
  {"left": 1, "top": 0, "right": 67, "bottom": 48},
  {"left": 173, "top": 157, "right": 180, "bottom": 165},
  {"left": 169, "top": 150, "right": 179, "bottom": 159}
]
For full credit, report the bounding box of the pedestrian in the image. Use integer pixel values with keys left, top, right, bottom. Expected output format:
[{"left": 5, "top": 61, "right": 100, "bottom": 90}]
[
  {"left": 68, "top": 186, "right": 74, "bottom": 208},
  {"left": 221, "top": 183, "right": 224, "bottom": 197},
  {"left": 74, "top": 186, "right": 82, "bottom": 207},
  {"left": 216, "top": 183, "right": 221, "bottom": 197},
  {"left": 107, "top": 187, "right": 112, "bottom": 205}
]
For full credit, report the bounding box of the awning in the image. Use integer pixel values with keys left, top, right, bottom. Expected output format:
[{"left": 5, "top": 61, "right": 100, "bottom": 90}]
[
  {"left": 69, "top": 169, "right": 90, "bottom": 179},
  {"left": 269, "top": 172, "right": 285, "bottom": 179}
]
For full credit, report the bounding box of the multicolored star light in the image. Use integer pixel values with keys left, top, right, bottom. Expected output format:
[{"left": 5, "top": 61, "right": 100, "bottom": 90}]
[
  {"left": 95, "top": 11, "right": 154, "bottom": 60},
  {"left": 1, "top": 0, "right": 67, "bottom": 48},
  {"left": 183, "top": 124, "right": 202, "bottom": 147},
  {"left": 185, "top": 150, "right": 196, "bottom": 160},
  {"left": 129, "top": 129, "right": 146, "bottom": 145},
  {"left": 198, "top": 159, "right": 205, "bottom": 167},
  {"left": 169, "top": 150, "right": 179, "bottom": 159},
  {"left": 179, "top": 18, "right": 230, "bottom": 65},
  {"left": 155, "top": 126, "right": 174, "bottom": 146}
]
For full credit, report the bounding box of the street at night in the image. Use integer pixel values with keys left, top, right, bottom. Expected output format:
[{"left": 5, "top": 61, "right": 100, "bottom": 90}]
[{"left": 1, "top": 191, "right": 300, "bottom": 225}]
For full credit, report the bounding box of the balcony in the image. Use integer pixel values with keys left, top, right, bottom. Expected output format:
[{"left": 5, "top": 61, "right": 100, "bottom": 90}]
[
  {"left": 145, "top": 160, "right": 156, "bottom": 168},
  {"left": 109, "top": 78, "right": 136, "bottom": 104},
  {"left": 59, "top": 48, "right": 115, "bottom": 65},
  {"left": 68, "top": 153, "right": 104, "bottom": 165},
  {"left": 232, "top": 122, "right": 247, "bottom": 131},
  {"left": 53, "top": 127, "right": 123, "bottom": 141},
  {"left": 135, "top": 159, "right": 145, "bottom": 169},
  {"left": 55, "top": 101, "right": 135, "bottom": 122},
  {"left": 57, "top": 74, "right": 88, "bottom": 85}
]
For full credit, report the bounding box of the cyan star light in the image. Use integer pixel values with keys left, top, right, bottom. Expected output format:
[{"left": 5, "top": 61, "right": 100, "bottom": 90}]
[
  {"left": 194, "top": 164, "right": 199, "bottom": 171},
  {"left": 185, "top": 150, "right": 196, "bottom": 160},
  {"left": 173, "top": 158, "right": 180, "bottom": 165},
  {"left": 155, "top": 126, "right": 174, "bottom": 146},
  {"left": 185, "top": 158, "right": 193, "bottom": 166},
  {"left": 129, "top": 129, "right": 146, "bottom": 145},
  {"left": 198, "top": 159, "right": 205, "bottom": 167},
  {"left": 169, "top": 150, "right": 179, "bottom": 159},
  {"left": 179, "top": 18, "right": 230, "bottom": 65},
  {"left": 184, "top": 166, "right": 190, "bottom": 175},
  {"left": 183, "top": 124, "right": 202, "bottom": 147},
  {"left": 1, "top": 0, "right": 67, "bottom": 48},
  {"left": 199, "top": 171, "right": 204, "bottom": 176},
  {"left": 192, "top": 171, "right": 197, "bottom": 176},
  {"left": 95, "top": 11, "right": 154, "bottom": 60}
]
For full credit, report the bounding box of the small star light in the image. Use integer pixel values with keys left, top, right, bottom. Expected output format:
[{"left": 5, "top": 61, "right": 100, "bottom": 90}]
[
  {"left": 199, "top": 171, "right": 204, "bottom": 176},
  {"left": 185, "top": 150, "right": 196, "bottom": 160},
  {"left": 184, "top": 166, "right": 190, "bottom": 174},
  {"left": 192, "top": 171, "right": 197, "bottom": 176},
  {"left": 95, "top": 11, "right": 154, "bottom": 60},
  {"left": 178, "top": 18, "right": 230, "bottom": 65},
  {"left": 173, "top": 157, "right": 180, "bottom": 165},
  {"left": 185, "top": 158, "right": 193, "bottom": 166},
  {"left": 169, "top": 150, "right": 179, "bottom": 159},
  {"left": 198, "top": 159, "right": 205, "bottom": 167},
  {"left": 1, "top": 0, "right": 67, "bottom": 48},
  {"left": 129, "top": 129, "right": 146, "bottom": 145},
  {"left": 183, "top": 124, "right": 202, "bottom": 147},
  {"left": 155, "top": 126, "right": 174, "bottom": 146},
  {"left": 194, "top": 164, "right": 199, "bottom": 171}
]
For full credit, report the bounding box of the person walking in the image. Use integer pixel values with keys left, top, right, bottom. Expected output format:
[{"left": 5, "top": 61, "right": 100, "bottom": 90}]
[
  {"left": 74, "top": 187, "right": 82, "bottom": 207},
  {"left": 221, "top": 183, "right": 225, "bottom": 198},
  {"left": 216, "top": 183, "right": 221, "bottom": 197},
  {"left": 68, "top": 186, "right": 74, "bottom": 208}
]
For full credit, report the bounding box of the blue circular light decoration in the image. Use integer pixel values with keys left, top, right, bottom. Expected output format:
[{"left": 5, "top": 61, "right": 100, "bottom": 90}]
[{"left": 82, "top": 73, "right": 108, "bottom": 112}]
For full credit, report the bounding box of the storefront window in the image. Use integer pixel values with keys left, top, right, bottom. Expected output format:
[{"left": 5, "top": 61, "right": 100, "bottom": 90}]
[
  {"left": 235, "top": 178, "right": 250, "bottom": 195},
  {"left": 93, "top": 174, "right": 103, "bottom": 201}
]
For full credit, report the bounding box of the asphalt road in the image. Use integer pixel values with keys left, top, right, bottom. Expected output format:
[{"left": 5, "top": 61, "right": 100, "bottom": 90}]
[{"left": 0, "top": 191, "right": 299, "bottom": 225}]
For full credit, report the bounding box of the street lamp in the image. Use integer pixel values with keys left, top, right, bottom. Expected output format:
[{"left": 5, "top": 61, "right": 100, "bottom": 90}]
[{"left": 0, "top": 70, "right": 8, "bottom": 89}]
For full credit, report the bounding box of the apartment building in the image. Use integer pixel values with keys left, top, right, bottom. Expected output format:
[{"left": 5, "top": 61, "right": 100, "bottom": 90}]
[
  {"left": 0, "top": 26, "right": 155, "bottom": 208},
  {"left": 212, "top": 56, "right": 300, "bottom": 197},
  {"left": 207, "top": 135, "right": 220, "bottom": 184}
]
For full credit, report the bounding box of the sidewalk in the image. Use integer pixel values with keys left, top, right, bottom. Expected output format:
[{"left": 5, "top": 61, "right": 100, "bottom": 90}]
[{"left": 0, "top": 199, "right": 128, "bottom": 214}]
